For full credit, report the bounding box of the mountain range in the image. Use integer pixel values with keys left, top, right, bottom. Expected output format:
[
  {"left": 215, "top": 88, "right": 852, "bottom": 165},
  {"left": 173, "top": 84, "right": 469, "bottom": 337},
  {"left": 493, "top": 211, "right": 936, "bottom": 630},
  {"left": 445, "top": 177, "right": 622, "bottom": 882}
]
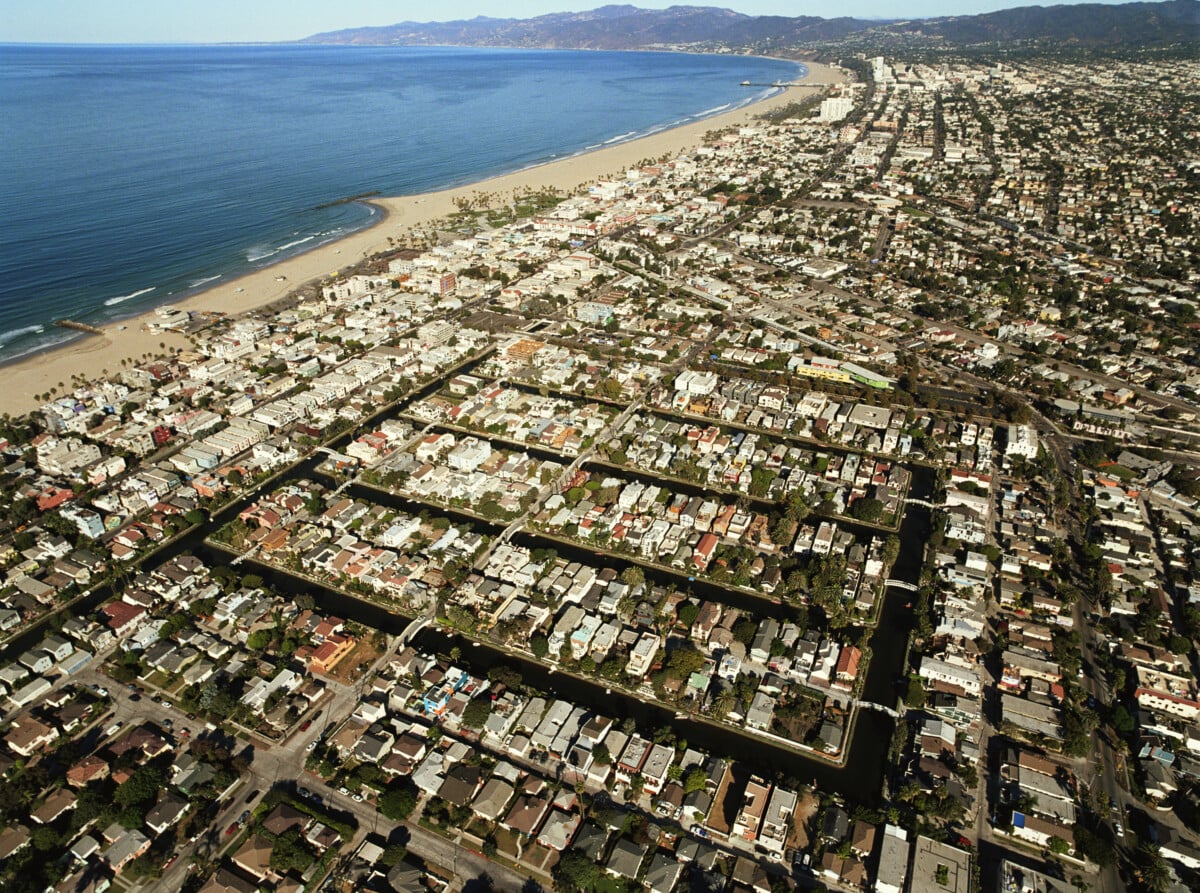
[{"left": 301, "top": 1, "right": 1200, "bottom": 50}]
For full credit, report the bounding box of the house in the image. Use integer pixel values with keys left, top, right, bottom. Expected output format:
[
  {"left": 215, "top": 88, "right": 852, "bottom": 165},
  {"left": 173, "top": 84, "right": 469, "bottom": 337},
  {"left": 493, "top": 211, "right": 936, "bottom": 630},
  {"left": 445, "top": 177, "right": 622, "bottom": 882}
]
[
  {"left": 606, "top": 838, "right": 648, "bottom": 881},
  {"left": 67, "top": 755, "right": 110, "bottom": 787},
  {"left": 502, "top": 794, "right": 550, "bottom": 837},
  {"left": 308, "top": 633, "right": 356, "bottom": 676},
  {"left": 198, "top": 868, "right": 259, "bottom": 893},
  {"left": 758, "top": 786, "right": 797, "bottom": 860},
  {"left": 472, "top": 779, "right": 514, "bottom": 822},
  {"left": 103, "top": 828, "right": 150, "bottom": 874},
  {"left": 733, "top": 776, "right": 770, "bottom": 843},
  {"left": 910, "top": 835, "right": 971, "bottom": 893},
  {"left": 641, "top": 743, "right": 674, "bottom": 796},
  {"left": 31, "top": 788, "right": 77, "bottom": 825},
  {"left": 262, "top": 803, "right": 308, "bottom": 836},
  {"left": 876, "top": 824, "right": 911, "bottom": 893},
  {"left": 822, "top": 805, "right": 850, "bottom": 842},
  {"left": 145, "top": 792, "right": 190, "bottom": 835},
  {"left": 645, "top": 852, "right": 685, "bottom": 893},
  {"left": 1010, "top": 812, "right": 1074, "bottom": 854},
  {"left": 0, "top": 825, "right": 30, "bottom": 861},
  {"left": 833, "top": 645, "right": 862, "bottom": 691},
  {"left": 849, "top": 820, "right": 877, "bottom": 857},
  {"left": 5, "top": 716, "right": 60, "bottom": 758},
  {"left": 692, "top": 533, "right": 719, "bottom": 570},
  {"left": 439, "top": 764, "right": 482, "bottom": 806},
  {"left": 69, "top": 834, "right": 101, "bottom": 862},
  {"left": 615, "top": 735, "right": 651, "bottom": 784},
  {"left": 536, "top": 810, "right": 582, "bottom": 851},
  {"left": 626, "top": 633, "right": 660, "bottom": 678},
  {"left": 232, "top": 835, "right": 276, "bottom": 882}
]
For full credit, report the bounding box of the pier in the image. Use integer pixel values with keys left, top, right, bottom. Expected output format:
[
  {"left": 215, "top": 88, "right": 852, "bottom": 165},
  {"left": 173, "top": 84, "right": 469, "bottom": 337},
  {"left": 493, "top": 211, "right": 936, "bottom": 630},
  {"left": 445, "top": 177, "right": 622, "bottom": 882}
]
[{"left": 55, "top": 319, "right": 104, "bottom": 336}]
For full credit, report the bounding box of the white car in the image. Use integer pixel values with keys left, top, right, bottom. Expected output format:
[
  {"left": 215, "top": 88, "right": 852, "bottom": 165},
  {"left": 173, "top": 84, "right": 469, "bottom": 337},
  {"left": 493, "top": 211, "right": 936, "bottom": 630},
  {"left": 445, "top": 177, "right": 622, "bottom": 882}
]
[{"left": 305, "top": 741, "right": 317, "bottom": 751}]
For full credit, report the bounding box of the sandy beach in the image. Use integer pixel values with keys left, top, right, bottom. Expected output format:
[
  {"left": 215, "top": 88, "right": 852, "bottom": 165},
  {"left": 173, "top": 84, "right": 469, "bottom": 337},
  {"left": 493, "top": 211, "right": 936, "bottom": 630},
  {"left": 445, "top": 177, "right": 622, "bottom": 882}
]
[{"left": 1, "top": 60, "right": 842, "bottom": 419}]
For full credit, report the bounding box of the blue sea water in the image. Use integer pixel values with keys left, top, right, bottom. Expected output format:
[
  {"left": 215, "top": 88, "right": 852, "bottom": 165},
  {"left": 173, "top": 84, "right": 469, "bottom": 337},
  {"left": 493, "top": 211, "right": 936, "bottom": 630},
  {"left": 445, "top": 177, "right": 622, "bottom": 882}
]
[{"left": 0, "top": 44, "right": 800, "bottom": 361}]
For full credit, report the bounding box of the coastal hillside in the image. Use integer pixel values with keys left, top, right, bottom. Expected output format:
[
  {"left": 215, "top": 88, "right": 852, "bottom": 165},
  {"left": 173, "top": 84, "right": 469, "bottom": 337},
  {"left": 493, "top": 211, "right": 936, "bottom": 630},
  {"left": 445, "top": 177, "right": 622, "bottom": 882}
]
[
  {"left": 301, "top": 0, "right": 1200, "bottom": 49},
  {"left": 890, "top": 0, "right": 1200, "bottom": 46},
  {"left": 302, "top": 5, "right": 871, "bottom": 50}
]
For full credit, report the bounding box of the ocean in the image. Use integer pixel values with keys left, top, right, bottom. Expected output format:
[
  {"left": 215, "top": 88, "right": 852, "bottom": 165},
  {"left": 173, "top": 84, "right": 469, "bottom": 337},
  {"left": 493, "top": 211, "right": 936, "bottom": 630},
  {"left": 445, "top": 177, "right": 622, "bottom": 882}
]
[{"left": 0, "top": 44, "right": 800, "bottom": 362}]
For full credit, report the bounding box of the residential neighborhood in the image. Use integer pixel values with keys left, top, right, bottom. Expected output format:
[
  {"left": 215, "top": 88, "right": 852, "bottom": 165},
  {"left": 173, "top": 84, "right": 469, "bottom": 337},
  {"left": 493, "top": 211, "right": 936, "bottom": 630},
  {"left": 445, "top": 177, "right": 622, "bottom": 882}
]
[{"left": 0, "top": 36, "right": 1198, "bottom": 893}]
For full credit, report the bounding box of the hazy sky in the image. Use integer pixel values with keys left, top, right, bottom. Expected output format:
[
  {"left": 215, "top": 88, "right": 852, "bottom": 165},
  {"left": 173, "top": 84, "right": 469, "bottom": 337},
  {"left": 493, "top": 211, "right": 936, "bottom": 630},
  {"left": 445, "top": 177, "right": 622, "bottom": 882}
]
[{"left": 1, "top": 0, "right": 1141, "bottom": 44}]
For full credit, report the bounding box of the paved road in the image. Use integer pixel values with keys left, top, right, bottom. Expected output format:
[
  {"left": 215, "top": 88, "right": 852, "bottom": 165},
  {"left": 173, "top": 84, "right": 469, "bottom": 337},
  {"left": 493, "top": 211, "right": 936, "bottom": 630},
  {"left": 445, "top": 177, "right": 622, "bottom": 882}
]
[
  {"left": 305, "top": 783, "right": 536, "bottom": 891},
  {"left": 68, "top": 630, "right": 404, "bottom": 893}
]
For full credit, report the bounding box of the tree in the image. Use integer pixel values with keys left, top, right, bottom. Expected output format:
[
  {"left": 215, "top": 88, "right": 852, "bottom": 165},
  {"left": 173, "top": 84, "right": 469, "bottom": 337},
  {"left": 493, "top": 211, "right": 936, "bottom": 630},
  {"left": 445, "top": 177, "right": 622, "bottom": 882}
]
[
  {"left": 619, "top": 566, "right": 645, "bottom": 588},
  {"left": 380, "top": 843, "right": 408, "bottom": 869},
  {"left": 270, "top": 828, "right": 315, "bottom": 873},
  {"left": 1136, "top": 843, "right": 1171, "bottom": 893},
  {"left": 732, "top": 619, "right": 757, "bottom": 647},
  {"left": 677, "top": 602, "right": 700, "bottom": 628},
  {"left": 849, "top": 497, "right": 884, "bottom": 523},
  {"left": 600, "top": 378, "right": 623, "bottom": 400},
  {"left": 553, "top": 850, "right": 600, "bottom": 892},
  {"left": 199, "top": 685, "right": 236, "bottom": 718},
  {"left": 1072, "top": 823, "right": 1114, "bottom": 868},
  {"left": 530, "top": 635, "right": 550, "bottom": 659},
  {"left": 1048, "top": 836, "right": 1071, "bottom": 855},
  {"left": 667, "top": 644, "right": 705, "bottom": 678},
  {"left": 379, "top": 783, "right": 418, "bottom": 822},
  {"left": 115, "top": 764, "right": 166, "bottom": 810},
  {"left": 462, "top": 699, "right": 492, "bottom": 730},
  {"left": 592, "top": 742, "right": 611, "bottom": 765},
  {"left": 1111, "top": 704, "right": 1134, "bottom": 735},
  {"left": 683, "top": 766, "right": 707, "bottom": 794}
]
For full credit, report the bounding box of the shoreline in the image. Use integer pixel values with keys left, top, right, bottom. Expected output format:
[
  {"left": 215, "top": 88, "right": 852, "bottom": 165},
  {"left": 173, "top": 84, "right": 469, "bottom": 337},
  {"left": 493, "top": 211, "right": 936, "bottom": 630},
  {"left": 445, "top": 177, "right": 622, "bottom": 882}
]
[{"left": 0, "top": 59, "right": 842, "bottom": 418}]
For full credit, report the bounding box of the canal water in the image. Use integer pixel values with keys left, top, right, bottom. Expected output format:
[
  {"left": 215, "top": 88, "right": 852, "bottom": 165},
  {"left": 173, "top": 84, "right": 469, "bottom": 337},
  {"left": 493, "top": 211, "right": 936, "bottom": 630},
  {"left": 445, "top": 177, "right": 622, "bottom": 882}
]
[
  {"left": 217, "top": 466, "right": 930, "bottom": 803},
  {"left": 5, "top": 359, "right": 933, "bottom": 804}
]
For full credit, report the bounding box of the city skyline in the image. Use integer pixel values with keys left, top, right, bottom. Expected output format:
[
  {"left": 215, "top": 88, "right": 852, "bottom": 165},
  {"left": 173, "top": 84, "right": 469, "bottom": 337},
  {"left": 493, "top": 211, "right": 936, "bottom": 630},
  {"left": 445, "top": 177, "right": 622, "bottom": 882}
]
[{"left": 1, "top": 0, "right": 1148, "bottom": 44}]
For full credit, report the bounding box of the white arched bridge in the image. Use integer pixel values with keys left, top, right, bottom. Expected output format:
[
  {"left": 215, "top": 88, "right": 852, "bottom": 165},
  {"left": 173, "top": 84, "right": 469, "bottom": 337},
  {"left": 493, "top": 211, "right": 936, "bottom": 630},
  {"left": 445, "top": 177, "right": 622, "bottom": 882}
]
[
  {"left": 902, "top": 497, "right": 943, "bottom": 510},
  {"left": 883, "top": 578, "right": 919, "bottom": 593},
  {"left": 850, "top": 698, "right": 904, "bottom": 720}
]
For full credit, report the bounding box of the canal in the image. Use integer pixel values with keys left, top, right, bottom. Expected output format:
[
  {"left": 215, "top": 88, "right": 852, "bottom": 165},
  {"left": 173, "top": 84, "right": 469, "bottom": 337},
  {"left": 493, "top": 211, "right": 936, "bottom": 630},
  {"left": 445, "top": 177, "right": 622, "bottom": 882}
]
[
  {"left": 6, "top": 388, "right": 933, "bottom": 805},
  {"left": 209, "top": 463, "right": 931, "bottom": 804}
]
